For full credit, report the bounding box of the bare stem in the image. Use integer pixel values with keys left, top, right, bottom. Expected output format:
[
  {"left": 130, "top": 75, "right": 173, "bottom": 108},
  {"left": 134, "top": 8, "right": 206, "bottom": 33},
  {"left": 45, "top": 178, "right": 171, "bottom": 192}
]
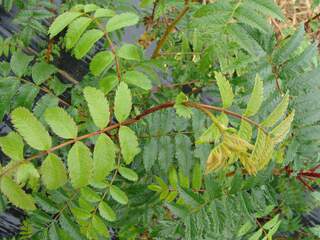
[{"left": 151, "top": 2, "right": 190, "bottom": 58}]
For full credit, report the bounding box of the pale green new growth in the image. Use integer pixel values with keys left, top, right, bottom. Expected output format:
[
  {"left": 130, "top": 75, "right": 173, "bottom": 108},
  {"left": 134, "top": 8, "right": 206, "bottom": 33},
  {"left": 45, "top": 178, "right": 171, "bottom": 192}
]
[
  {"left": 89, "top": 51, "right": 114, "bottom": 76},
  {"left": 45, "top": 107, "right": 78, "bottom": 139},
  {"left": 74, "top": 29, "right": 104, "bottom": 59},
  {"left": 114, "top": 82, "right": 132, "bottom": 122},
  {"left": 65, "top": 17, "right": 92, "bottom": 50},
  {"left": 271, "top": 111, "right": 295, "bottom": 144},
  {"left": 262, "top": 93, "right": 289, "bottom": 127},
  {"left": 215, "top": 72, "right": 234, "bottom": 108},
  {"left": 124, "top": 70, "right": 152, "bottom": 91},
  {"left": 244, "top": 75, "right": 264, "bottom": 117},
  {"left": 83, "top": 87, "right": 110, "bottom": 129},
  {"left": 49, "top": 11, "right": 82, "bottom": 38},
  {"left": 110, "top": 185, "right": 128, "bottom": 205},
  {"left": 11, "top": 107, "right": 52, "bottom": 150}
]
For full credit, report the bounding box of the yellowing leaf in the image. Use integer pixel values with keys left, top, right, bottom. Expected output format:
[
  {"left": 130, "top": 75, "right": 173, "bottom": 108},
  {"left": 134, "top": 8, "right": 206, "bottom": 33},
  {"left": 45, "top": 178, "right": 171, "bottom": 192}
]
[
  {"left": 83, "top": 87, "right": 110, "bottom": 129},
  {"left": 251, "top": 130, "right": 274, "bottom": 171},
  {"left": 114, "top": 82, "right": 132, "bottom": 122},
  {"left": 0, "top": 176, "right": 36, "bottom": 211},
  {"left": 49, "top": 11, "right": 82, "bottom": 38},
  {"left": 262, "top": 93, "right": 289, "bottom": 127},
  {"left": 45, "top": 107, "right": 78, "bottom": 139},
  {"left": 119, "top": 126, "right": 140, "bottom": 164},
  {"left": 40, "top": 153, "right": 67, "bottom": 190},
  {"left": 271, "top": 111, "right": 295, "bottom": 144},
  {"left": 215, "top": 72, "right": 234, "bottom": 108},
  {"left": 67, "top": 142, "right": 93, "bottom": 188},
  {"left": 98, "top": 201, "right": 116, "bottom": 222},
  {"left": 110, "top": 185, "right": 128, "bottom": 205},
  {"left": 244, "top": 75, "right": 263, "bottom": 117},
  {"left": 0, "top": 132, "right": 24, "bottom": 161},
  {"left": 106, "top": 12, "right": 139, "bottom": 32},
  {"left": 93, "top": 134, "right": 116, "bottom": 182},
  {"left": 89, "top": 51, "right": 114, "bottom": 76},
  {"left": 11, "top": 107, "right": 52, "bottom": 150}
]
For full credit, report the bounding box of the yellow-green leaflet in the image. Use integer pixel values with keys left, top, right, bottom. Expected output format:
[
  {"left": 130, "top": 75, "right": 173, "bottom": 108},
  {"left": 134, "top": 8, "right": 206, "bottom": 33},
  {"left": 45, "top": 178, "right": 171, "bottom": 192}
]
[
  {"left": 11, "top": 107, "right": 52, "bottom": 151},
  {"left": 83, "top": 87, "right": 110, "bottom": 129}
]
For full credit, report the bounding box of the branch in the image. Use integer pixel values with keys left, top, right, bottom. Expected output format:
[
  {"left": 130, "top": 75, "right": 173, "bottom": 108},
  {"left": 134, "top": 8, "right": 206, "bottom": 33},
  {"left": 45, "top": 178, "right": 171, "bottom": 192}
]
[
  {"left": 105, "top": 32, "right": 122, "bottom": 81},
  {"left": 151, "top": 3, "right": 190, "bottom": 58}
]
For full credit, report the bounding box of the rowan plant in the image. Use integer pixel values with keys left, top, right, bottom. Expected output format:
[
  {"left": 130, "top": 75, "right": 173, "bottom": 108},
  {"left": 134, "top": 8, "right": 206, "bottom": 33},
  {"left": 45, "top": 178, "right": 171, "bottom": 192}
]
[{"left": 0, "top": 0, "right": 319, "bottom": 239}]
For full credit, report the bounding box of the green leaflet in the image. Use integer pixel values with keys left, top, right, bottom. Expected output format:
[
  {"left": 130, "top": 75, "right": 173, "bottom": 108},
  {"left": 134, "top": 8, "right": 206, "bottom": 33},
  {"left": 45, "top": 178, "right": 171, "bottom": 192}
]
[
  {"left": 271, "top": 111, "right": 295, "bottom": 144},
  {"left": 83, "top": 87, "right": 110, "bottom": 129},
  {"left": 124, "top": 70, "right": 152, "bottom": 90},
  {"left": 117, "top": 43, "right": 141, "bottom": 61},
  {"left": 93, "top": 134, "right": 116, "bottom": 182},
  {"left": 92, "top": 215, "right": 109, "bottom": 237},
  {"left": 114, "top": 82, "right": 132, "bottom": 122},
  {"left": 31, "top": 62, "right": 56, "bottom": 85},
  {"left": 243, "top": 0, "right": 284, "bottom": 20},
  {"left": 119, "top": 126, "right": 140, "bottom": 164},
  {"left": 273, "top": 24, "right": 305, "bottom": 64},
  {"left": 158, "top": 136, "right": 174, "bottom": 172},
  {"left": 40, "top": 153, "right": 68, "bottom": 190},
  {"left": 15, "top": 163, "right": 39, "bottom": 187},
  {"left": 168, "top": 166, "right": 178, "bottom": 189},
  {"left": 80, "top": 187, "right": 100, "bottom": 203},
  {"left": 10, "top": 50, "right": 33, "bottom": 77},
  {"left": 262, "top": 93, "right": 289, "bottom": 128},
  {"left": 244, "top": 75, "right": 263, "bottom": 117},
  {"left": 235, "top": 5, "right": 271, "bottom": 33},
  {"left": 11, "top": 107, "right": 52, "bottom": 150},
  {"left": 94, "top": 8, "right": 116, "bottom": 18},
  {"left": 119, "top": 167, "right": 138, "bottom": 182},
  {"left": 45, "top": 107, "right": 78, "bottom": 139},
  {"left": 106, "top": 12, "right": 139, "bottom": 32},
  {"left": 98, "top": 201, "right": 116, "bottom": 222},
  {"left": 228, "top": 23, "right": 265, "bottom": 57},
  {"left": 99, "top": 74, "right": 118, "bottom": 95},
  {"left": 238, "top": 120, "right": 253, "bottom": 141},
  {"left": 0, "top": 176, "right": 36, "bottom": 211},
  {"left": 65, "top": 17, "right": 92, "bottom": 50},
  {"left": 89, "top": 51, "right": 114, "bottom": 76},
  {"left": 67, "top": 141, "right": 93, "bottom": 188},
  {"left": 59, "top": 213, "right": 85, "bottom": 240},
  {"left": 0, "top": 132, "right": 24, "bottom": 161},
  {"left": 215, "top": 72, "right": 234, "bottom": 108},
  {"left": 13, "top": 83, "right": 39, "bottom": 109},
  {"left": 110, "top": 185, "right": 128, "bottom": 205},
  {"left": 74, "top": 29, "right": 104, "bottom": 59},
  {"left": 83, "top": 4, "right": 99, "bottom": 12},
  {"left": 49, "top": 11, "right": 82, "bottom": 38}
]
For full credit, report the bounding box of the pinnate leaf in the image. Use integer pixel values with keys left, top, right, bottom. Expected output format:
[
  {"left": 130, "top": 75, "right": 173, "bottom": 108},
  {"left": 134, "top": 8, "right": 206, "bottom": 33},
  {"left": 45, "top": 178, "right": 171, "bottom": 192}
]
[
  {"left": 41, "top": 153, "right": 68, "bottom": 190},
  {"left": 45, "top": 107, "right": 78, "bottom": 139},
  {"left": 11, "top": 107, "right": 52, "bottom": 150},
  {"left": 83, "top": 87, "right": 110, "bottom": 129}
]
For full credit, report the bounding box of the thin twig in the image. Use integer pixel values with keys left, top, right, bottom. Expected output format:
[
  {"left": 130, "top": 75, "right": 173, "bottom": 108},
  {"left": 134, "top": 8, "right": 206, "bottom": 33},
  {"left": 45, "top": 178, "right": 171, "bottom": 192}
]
[
  {"left": 151, "top": 2, "right": 190, "bottom": 58},
  {"left": 105, "top": 32, "right": 122, "bottom": 81}
]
